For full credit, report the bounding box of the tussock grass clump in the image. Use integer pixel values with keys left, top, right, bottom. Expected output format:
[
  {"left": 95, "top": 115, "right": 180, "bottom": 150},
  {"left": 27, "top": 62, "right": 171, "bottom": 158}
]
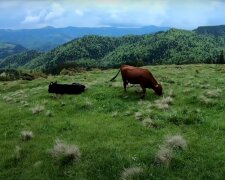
[
  {"left": 31, "top": 104, "right": 45, "bottom": 114},
  {"left": 20, "top": 100, "right": 29, "bottom": 107},
  {"left": 49, "top": 140, "right": 81, "bottom": 165},
  {"left": 155, "top": 135, "right": 187, "bottom": 167},
  {"left": 121, "top": 167, "right": 143, "bottom": 180},
  {"left": 112, "top": 111, "right": 118, "bottom": 117},
  {"left": 165, "top": 135, "right": 187, "bottom": 150},
  {"left": 2, "top": 96, "right": 13, "bottom": 102},
  {"left": 45, "top": 110, "right": 53, "bottom": 117},
  {"left": 13, "top": 146, "right": 22, "bottom": 160},
  {"left": 155, "top": 96, "right": 173, "bottom": 110},
  {"left": 124, "top": 111, "right": 131, "bottom": 116},
  {"left": 80, "top": 98, "right": 92, "bottom": 110},
  {"left": 204, "top": 89, "right": 222, "bottom": 98},
  {"left": 135, "top": 112, "right": 143, "bottom": 121},
  {"left": 199, "top": 95, "right": 215, "bottom": 106},
  {"left": 21, "top": 131, "right": 33, "bottom": 141},
  {"left": 168, "top": 90, "right": 176, "bottom": 97},
  {"left": 155, "top": 146, "right": 172, "bottom": 167},
  {"left": 142, "top": 118, "right": 157, "bottom": 128}
]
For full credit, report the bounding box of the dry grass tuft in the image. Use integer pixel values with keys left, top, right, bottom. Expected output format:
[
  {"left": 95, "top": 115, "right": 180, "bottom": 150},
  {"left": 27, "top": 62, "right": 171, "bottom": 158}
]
[
  {"left": 31, "top": 104, "right": 45, "bottom": 114},
  {"left": 111, "top": 111, "right": 118, "bottom": 117},
  {"left": 21, "top": 131, "right": 34, "bottom": 141},
  {"left": 155, "top": 96, "right": 173, "bottom": 110},
  {"left": 121, "top": 167, "right": 143, "bottom": 180},
  {"left": 165, "top": 135, "right": 187, "bottom": 150},
  {"left": 20, "top": 100, "right": 29, "bottom": 107},
  {"left": 135, "top": 112, "right": 143, "bottom": 121},
  {"left": 199, "top": 95, "right": 215, "bottom": 105},
  {"left": 45, "top": 110, "right": 53, "bottom": 117},
  {"left": 204, "top": 89, "right": 222, "bottom": 98},
  {"left": 2, "top": 96, "right": 13, "bottom": 102},
  {"left": 81, "top": 98, "right": 93, "bottom": 109},
  {"left": 49, "top": 140, "right": 81, "bottom": 164},
  {"left": 142, "top": 118, "right": 156, "bottom": 128},
  {"left": 13, "top": 146, "right": 22, "bottom": 160},
  {"left": 155, "top": 146, "right": 172, "bottom": 167},
  {"left": 168, "top": 90, "right": 176, "bottom": 97}
]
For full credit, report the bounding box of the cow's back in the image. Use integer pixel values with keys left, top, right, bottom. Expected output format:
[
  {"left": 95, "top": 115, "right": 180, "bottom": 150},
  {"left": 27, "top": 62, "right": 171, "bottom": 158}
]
[{"left": 120, "top": 65, "right": 157, "bottom": 87}]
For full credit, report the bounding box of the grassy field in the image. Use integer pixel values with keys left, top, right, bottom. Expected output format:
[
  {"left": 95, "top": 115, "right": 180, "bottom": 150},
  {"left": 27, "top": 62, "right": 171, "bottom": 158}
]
[{"left": 0, "top": 64, "right": 225, "bottom": 179}]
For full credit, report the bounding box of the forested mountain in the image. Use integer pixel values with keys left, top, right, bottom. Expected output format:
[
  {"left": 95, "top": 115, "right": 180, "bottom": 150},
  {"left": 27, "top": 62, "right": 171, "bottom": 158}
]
[
  {"left": 1, "top": 26, "right": 225, "bottom": 74},
  {"left": 0, "top": 50, "right": 43, "bottom": 69},
  {"left": 24, "top": 35, "right": 145, "bottom": 72},
  {"left": 0, "top": 26, "right": 170, "bottom": 51},
  {"left": 194, "top": 25, "right": 225, "bottom": 36},
  {"left": 0, "top": 43, "right": 27, "bottom": 60},
  {"left": 22, "top": 28, "right": 225, "bottom": 74}
]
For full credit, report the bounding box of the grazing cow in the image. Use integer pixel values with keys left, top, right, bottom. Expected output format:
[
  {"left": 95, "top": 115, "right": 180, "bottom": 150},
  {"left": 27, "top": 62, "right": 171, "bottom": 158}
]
[
  {"left": 48, "top": 82, "right": 85, "bottom": 94},
  {"left": 110, "top": 65, "right": 162, "bottom": 97}
]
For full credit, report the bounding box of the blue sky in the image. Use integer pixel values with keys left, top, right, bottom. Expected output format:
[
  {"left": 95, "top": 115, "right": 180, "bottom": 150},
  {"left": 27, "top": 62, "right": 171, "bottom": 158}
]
[{"left": 0, "top": 0, "right": 225, "bottom": 29}]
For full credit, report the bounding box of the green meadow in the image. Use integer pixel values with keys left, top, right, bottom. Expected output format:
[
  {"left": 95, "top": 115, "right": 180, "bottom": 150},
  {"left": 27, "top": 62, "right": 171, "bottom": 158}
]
[{"left": 0, "top": 64, "right": 225, "bottom": 179}]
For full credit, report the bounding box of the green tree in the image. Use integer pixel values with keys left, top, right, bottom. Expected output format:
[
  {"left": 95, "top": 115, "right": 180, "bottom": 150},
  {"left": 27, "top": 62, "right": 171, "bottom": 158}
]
[{"left": 218, "top": 50, "right": 225, "bottom": 64}]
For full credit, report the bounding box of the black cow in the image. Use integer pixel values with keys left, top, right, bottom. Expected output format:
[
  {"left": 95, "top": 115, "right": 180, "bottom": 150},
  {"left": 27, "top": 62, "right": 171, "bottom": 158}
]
[{"left": 48, "top": 82, "right": 85, "bottom": 94}]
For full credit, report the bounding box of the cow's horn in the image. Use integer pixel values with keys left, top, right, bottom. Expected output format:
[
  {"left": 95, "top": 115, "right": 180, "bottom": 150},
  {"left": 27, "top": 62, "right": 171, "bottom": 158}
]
[{"left": 155, "top": 84, "right": 159, "bottom": 87}]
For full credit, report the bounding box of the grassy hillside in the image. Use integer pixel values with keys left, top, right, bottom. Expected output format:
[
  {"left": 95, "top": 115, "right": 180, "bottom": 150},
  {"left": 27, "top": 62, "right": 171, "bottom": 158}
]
[{"left": 0, "top": 64, "right": 225, "bottom": 179}]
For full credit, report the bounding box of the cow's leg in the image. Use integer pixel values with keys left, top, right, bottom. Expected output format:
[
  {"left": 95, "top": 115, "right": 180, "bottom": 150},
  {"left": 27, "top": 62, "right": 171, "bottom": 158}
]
[
  {"left": 122, "top": 78, "right": 128, "bottom": 92},
  {"left": 123, "top": 80, "right": 127, "bottom": 92},
  {"left": 140, "top": 84, "right": 146, "bottom": 98}
]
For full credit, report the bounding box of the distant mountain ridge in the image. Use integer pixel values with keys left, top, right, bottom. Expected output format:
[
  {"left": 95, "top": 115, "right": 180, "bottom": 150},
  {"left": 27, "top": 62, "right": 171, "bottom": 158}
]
[
  {"left": 1, "top": 25, "right": 225, "bottom": 73},
  {"left": 194, "top": 25, "right": 225, "bottom": 36},
  {"left": 0, "top": 26, "right": 170, "bottom": 51}
]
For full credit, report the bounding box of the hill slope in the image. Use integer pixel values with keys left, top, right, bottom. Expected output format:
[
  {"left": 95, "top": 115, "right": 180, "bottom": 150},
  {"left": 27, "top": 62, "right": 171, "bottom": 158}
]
[
  {"left": 0, "top": 50, "right": 43, "bottom": 69},
  {"left": 0, "top": 64, "right": 225, "bottom": 179},
  {"left": 0, "top": 43, "right": 27, "bottom": 60}
]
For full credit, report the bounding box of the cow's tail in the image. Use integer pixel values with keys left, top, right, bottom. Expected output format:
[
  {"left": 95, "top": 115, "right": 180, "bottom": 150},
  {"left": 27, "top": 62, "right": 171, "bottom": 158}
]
[{"left": 110, "top": 69, "right": 121, "bottom": 81}]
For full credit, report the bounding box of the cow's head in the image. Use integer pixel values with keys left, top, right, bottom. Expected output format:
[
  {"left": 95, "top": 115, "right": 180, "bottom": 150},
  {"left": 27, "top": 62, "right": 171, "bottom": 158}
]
[
  {"left": 48, "top": 81, "right": 57, "bottom": 93},
  {"left": 153, "top": 84, "right": 163, "bottom": 96}
]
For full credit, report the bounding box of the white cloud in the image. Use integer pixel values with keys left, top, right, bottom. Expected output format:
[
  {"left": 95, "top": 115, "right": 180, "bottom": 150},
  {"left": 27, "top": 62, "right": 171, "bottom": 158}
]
[
  {"left": 22, "top": 10, "right": 47, "bottom": 24},
  {"left": 0, "top": 0, "right": 225, "bottom": 29},
  {"left": 44, "top": 3, "right": 65, "bottom": 21}
]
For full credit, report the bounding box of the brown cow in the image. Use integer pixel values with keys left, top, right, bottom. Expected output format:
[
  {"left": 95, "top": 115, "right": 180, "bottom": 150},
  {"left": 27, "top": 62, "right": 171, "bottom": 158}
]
[{"left": 110, "top": 65, "right": 162, "bottom": 97}]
